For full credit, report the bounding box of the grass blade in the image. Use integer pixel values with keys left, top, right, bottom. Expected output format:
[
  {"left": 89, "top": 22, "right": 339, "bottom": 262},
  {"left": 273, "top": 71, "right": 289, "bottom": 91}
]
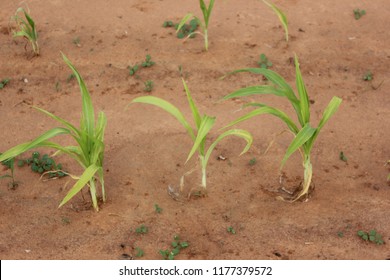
[
  {"left": 0, "top": 128, "right": 70, "bottom": 162},
  {"left": 307, "top": 96, "right": 342, "bottom": 151},
  {"left": 281, "top": 124, "right": 316, "bottom": 168},
  {"left": 182, "top": 79, "right": 202, "bottom": 129},
  {"left": 294, "top": 55, "right": 310, "bottom": 126},
  {"left": 205, "top": 129, "right": 253, "bottom": 165},
  {"left": 130, "top": 96, "right": 195, "bottom": 140},
  {"left": 262, "top": 0, "right": 289, "bottom": 41},
  {"left": 186, "top": 115, "right": 216, "bottom": 163},
  {"left": 223, "top": 85, "right": 286, "bottom": 99},
  {"left": 223, "top": 105, "right": 299, "bottom": 134},
  {"left": 58, "top": 164, "right": 101, "bottom": 208}
]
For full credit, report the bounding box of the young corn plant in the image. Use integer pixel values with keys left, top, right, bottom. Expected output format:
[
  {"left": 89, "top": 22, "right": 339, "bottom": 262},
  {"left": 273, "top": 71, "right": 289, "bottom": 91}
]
[
  {"left": 222, "top": 55, "right": 342, "bottom": 201},
  {"left": 130, "top": 79, "right": 252, "bottom": 190},
  {"left": 262, "top": 0, "right": 289, "bottom": 42},
  {"left": 0, "top": 53, "right": 106, "bottom": 211},
  {"left": 176, "top": 0, "right": 215, "bottom": 51},
  {"left": 10, "top": 6, "right": 39, "bottom": 55}
]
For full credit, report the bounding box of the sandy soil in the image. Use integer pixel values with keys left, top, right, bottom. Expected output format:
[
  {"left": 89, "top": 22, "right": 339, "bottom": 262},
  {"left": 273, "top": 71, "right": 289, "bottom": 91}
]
[{"left": 0, "top": 0, "right": 389, "bottom": 260}]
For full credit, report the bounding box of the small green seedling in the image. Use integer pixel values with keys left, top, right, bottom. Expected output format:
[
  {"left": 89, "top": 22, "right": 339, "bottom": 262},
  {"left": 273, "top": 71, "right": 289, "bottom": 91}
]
[
  {"left": 135, "top": 224, "right": 148, "bottom": 234},
  {"left": 10, "top": 6, "right": 39, "bottom": 55},
  {"left": 357, "top": 230, "right": 384, "bottom": 245},
  {"left": 135, "top": 247, "right": 144, "bottom": 257},
  {"left": 0, "top": 78, "right": 10, "bottom": 89},
  {"left": 223, "top": 55, "right": 342, "bottom": 201},
  {"left": 130, "top": 79, "right": 253, "bottom": 190},
  {"left": 154, "top": 204, "right": 163, "bottom": 213},
  {"left": 73, "top": 37, "right": 81, "bottom": 47},
  {"left": 227, "top": 226, "right": 236, "bottom": 234},
  {"left": 337, "top": 231, "right": 344, "bottom": 238},
  {"left": 67, "top": 73, "right": 76, "bottom": 83},
  {"left": 176, "top": 0, "right": 215, "bottom": 51},
  {"left": 258, "top": 53, "right": 273, "bottom": 69},
  {"left": 354, "top": 9, "right": 366, "bottom": 20},
  {"left": 159, "top": 235, "right": 189, "bottom": 260},
  {"left": 20, "top": 151, "right": 67, "bottom": 178},
  {"left": 249, "top": 157, "right": 257, "bottom": 166},
  {"left": 0, "top": 53, "right": 107, "bottom": 212},
  {"left": 143, "top": 80, "right": 154, "bottom": 92},
  {"left": 128, "top": 64, "right": 139, "bottom": 76},
  {"left": 363, "top": 71, "right": 373, "bottom": 81},
  {"left": 0, "top": 155, "right": 18, "bottom": 189},
  {"left": 162, "top": 20, "right": 174, "bottom": 28},
  {"left": 339, "top": 151, "right": 347, "bottom": 162},
  {"left": 141, "top": 54, "right": 155, "bottom": 68}
]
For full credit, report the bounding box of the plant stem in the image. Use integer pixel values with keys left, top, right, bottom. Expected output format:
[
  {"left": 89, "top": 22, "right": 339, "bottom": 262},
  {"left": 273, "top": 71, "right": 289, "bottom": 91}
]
[
  {"left": 204, "top": 29, "right": 208, "bottom": 51},
  {"left": 89, "top": 178, "right": 98, "bottom": 211},
  {"left": 200, "top": 156, "right": 207, "bottom": 188},
  {"left": 294, "top": 155, "right": 312, "bottom": 201}
]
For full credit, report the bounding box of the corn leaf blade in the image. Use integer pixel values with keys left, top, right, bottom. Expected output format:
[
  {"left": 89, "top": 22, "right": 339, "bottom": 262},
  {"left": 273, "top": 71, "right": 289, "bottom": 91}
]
[
  {"left": 262, "top": 0, "right": 288, "bottom": 41},
  {"left": 182, "top": 79, "right": 202, "bottom": 129},
  {"left": 294, "top": 55, "right": 310, "bottom": 126},
  {"left": 130, "top": 96, "right": 195, "bottom": 140},
  {"left": 281, "top": 124, "right": 316, "bottom": 168}
]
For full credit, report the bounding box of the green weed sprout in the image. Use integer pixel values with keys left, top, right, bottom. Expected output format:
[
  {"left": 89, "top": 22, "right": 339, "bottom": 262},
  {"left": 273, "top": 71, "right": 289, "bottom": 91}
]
[
  {"left": 130, "top": 79, "right": 252, "bottom": 189},
  {"left": 262, "top": 0, "right": 289, "bottom": 42},
  {"left": 222, "top": 55, "right": 342, "bottom": 201},
  {"left": 0, "top": 78, "right": 10, "bottom": 89},
  {"left": 0, "top": 53, "right": 106, "bottom": 211},
  {"left": 176, "top": 0, "right": 215, "bottom": 51},
  {"left": 0, "top": 155, "right": 18, "bottom": 189},
  {"left": 10, "top": 6, "right": 39, "bottom": 55}
]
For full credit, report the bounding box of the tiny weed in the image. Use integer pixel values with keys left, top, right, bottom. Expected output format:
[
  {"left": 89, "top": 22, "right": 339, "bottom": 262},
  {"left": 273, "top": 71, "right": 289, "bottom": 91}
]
[
  {"left": 162, "top": 20, "right": 174, "bottom": 28},
  {"left": 143, "top": 80, "right": 154, "bottom": 92},
  {"left": 337, "top": 231, "right": 344, "bottom": 238},
  {"left": 357, "top": 230, "right": 384, "bottom": 245},
  {"left": 20, "top": 151, "right": 67, "bottom": 179},
  {"left": 154, "top": 204, "right": 163, "bottom": 213},
  {"left": 353, "top": 9, "right": 366, "bottom": 20},
  {"left": 135, "top": 247, "right": 144, "bottom": 257},
  {"left": 258, "top": 53, "right": 273, "bottom": 69},
  {"left": 55, "top": 81, "right": 61, "bottom": 92},
  {"left": 72, "top": 37, "right": 81, "bottom": 47},
  {"left": 66, "top": 73, "right": 76, "bottom": 83},
  {"left": 227, "top": 226, "right": 236, "bottom": 234},
  {"left": 0, "top": 78, "right": 10, "bottom": 89},
  {"left": 159, "top": 235, "right": 189, "bottom": 260},
  {"left": 61, "top": 217, "right": 71, "bottom": 225},
  {"left": 249, "top": 157, "right": 257, "bottom": 166},
  {"left": 363, "top": 71, "right": 373, "bottom": 81},
  {"left": 141, "top": 54, "right": 155, "bottom": 68},
  {"left": 135, "top": 224, "right": 148, "bottom": 234},
  {"left": 0, "top": 154, "right": 18, "bottom": 189},
  {"left": 128, "top": 64, "right": 139, "bottom": 76},
  {"left": 339, "top": 151, "right": 347, "bottom": 162}
]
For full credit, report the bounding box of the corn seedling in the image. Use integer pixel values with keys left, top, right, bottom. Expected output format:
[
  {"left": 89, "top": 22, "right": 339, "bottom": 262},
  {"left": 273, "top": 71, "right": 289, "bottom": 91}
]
[
  {"left": 0, "top": 78, "right": 10, "bottom": 89},
  {"left": 10, "top": 6, "right": 39, "bottom": 55},
  {"left": 353, "top": 9, "right": 366, "bottom": 20},
  {"left": 262, "top": 0, "right": 289, "bottom": 42},
  {"left": 222, "top": 55, "right": 342, "bottom": 201},
  {"left": 176, "top": 0, "right": 215, "bottom": 51},
  {"left": 0, "top": 53, "right": 106, "bottom": 211},
  {"left": 130, "top": 79, "right": 253, "bottom": 190}
]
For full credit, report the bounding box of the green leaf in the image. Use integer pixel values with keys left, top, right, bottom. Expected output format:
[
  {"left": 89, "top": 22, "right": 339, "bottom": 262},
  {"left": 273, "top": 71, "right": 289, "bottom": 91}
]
[
  {"left": 182, "top": 79, "right": 202, "bottom": 129},
  {"left": 204, "top": 129, "right": 253, "bottom": 167},
  {"left": 306, "top": 96, "right": 342, "bottom": 152},
  {"left": 281, "top": 124, "right": 316, "bottom": 168},
  {"left": 222, "top": 105, "right": 299, "bottom": 134},
  {"left": 0, "top": 128, "right": 70, "bottom": 163},
  {"left": 262, "top": 0, "right": 289, "bottom": 41},
  {"left": 130, "top": 96, "right": 195, "bottom": 141},
  {"left": 186, "top": 116, "right": 215, "bottom": 162},
  {"left": 223, "top": 85, "right": 286, "bottom": 99},
  {"left": 58, "top": 164, "right": 101, "bottom": 208},
  {"left": 176, "top": 13, "right": 195, "bottom": 34},
  {"left": 294, "top": 55, "right": 310, "bottom": 126}
]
